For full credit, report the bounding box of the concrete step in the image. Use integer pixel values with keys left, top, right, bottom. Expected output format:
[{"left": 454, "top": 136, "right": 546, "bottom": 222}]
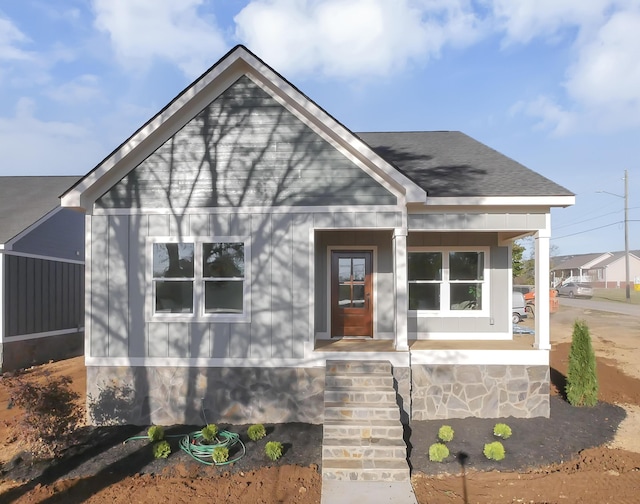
[
  {"left": 326, "top": 360, "right": 392, "bottom": 376},
  {"left": 322, "top": 437, "right": 407, "bottom": 460},
  {"left": 325, "top": 373, "right": 394, "bottom": 389},
  {"left": 322, "top": 458, "right": 410, "bottom": 482},
  {"left": 324, "top": 402, "right": 400, "bottom": 421},
  {"left": 323, "top": 419, "right": 405, "bottom": 440},
  {"left": 324, "top": 386, "right": 397, "bottom": 405}
]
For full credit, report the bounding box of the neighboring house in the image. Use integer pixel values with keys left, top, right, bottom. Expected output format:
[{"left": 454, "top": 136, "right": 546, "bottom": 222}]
[
  {"left": 61, "top": 46, "right": 574, "bottom": 426},
  {"left": 0, "top": 177, "right": 85, "bottom": 372},
  {"left": 553, "top": 250, "right": 640, "bottom": 288}
]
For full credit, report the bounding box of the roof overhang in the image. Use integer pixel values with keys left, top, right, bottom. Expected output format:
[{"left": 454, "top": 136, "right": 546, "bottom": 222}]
[{"left": 420, "top": 195, "right": 575, "bottom": 208}]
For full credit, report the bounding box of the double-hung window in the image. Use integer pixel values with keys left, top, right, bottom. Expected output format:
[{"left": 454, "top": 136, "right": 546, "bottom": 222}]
[
  {"left": 408, "top": 248, "right": 488, "bottom": 315},
  {"left": 149, "top": 237, "right": 250, "bottom": 322}
]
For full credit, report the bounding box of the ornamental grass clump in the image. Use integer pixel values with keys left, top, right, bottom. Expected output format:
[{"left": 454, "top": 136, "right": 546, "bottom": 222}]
[
  {"left": 247, "top": 424, "right": 267, "bottom": 441},
  {"left": 493, "top": 423, "right": 512, "bottom": 439},
  {"left": 428, "top": 443, "right": 450, "bottom": 462},
  {"left": 201, "top": 424, "right": 219, "bottom": 443},
  {"left": 438, "top": 425, "right": 455, "bottom": 443},
  {"left": 212, "top": 446, "right": 229, "bottom": 464},
  {"left": 265, "top": 441, "right": 283, "bottom": 461},
  {"left": 566, "top": 320, "right": 599, "bottom": 407},
  {"left": 483, "top": 441, "right": 505, "bottom": 461},
  {"left": 153, "top": 440, "right": 171, "bottom": 459}
]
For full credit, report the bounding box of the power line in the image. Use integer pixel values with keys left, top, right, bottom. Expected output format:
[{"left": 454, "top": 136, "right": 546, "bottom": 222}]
[
  {"left": 551, "top": 220, "right": 640, "bottom": 240},
  {"left": 553, "top": 205, "right": 640, "bottom": 230}
]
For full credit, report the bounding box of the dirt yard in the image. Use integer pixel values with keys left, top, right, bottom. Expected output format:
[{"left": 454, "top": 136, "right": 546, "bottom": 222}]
[{"left": 1, "top": 303, "right": 639, "bottom": 503}]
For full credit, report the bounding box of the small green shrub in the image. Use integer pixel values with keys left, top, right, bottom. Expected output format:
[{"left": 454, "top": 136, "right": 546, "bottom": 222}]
[
  {"left": 248, "top": 423, "right": 267, "bottom": 441},
  {"left": 483, "top": 441, "right": 505, "bottom": 461},
  {"left": 493, "top": 423, "right": 512, "bottom": 439},
  {"left": 201, "top": 424, "right": 219, "bottom": 442},
  {"left": 566, "top": 320, "right": 599, "bottom": 407},
  {"left": 212, "top": 446, "right": 229, "bottom": 464},
  {"left": 438, "top": 425, "right": 454, "bottom": 443},
  {"left": 147, "top": 425, "right": 165, "bottom": 442},
  {"left": 428, "top": 443, "right": 450, "bottom": 462},
  {"left": 265, "top": 441, "right": 283, "bottom": 461},
  {"left": 153, "top": 440, "right": 171, "bottom": 459}
]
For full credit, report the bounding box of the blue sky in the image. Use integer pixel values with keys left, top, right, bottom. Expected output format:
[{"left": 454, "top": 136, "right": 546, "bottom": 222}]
[{"left": 1, "top": 0, "right": 639, "bottom": 256}]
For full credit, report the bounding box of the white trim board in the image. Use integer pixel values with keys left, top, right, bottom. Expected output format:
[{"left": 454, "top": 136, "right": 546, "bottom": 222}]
[
  {"left": 2, "top": 327, "right": 84, "bottom": 343},
  {"left": 0, "top": 249, "right": 84, "bottom": 265},
  {"left": 92, "top": 205, "right": 403, "bottom": 216}
]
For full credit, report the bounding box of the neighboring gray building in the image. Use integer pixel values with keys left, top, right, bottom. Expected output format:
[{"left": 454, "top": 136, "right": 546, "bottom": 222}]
[
  {"left": 62, "top": 46, "right": 574, "bottom": 427},
  {"left": 0, "top": 176, "right": 84, "bottom": 371}
]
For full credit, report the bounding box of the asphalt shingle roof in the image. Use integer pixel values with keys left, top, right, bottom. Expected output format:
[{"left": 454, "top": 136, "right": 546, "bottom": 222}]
[
  {"left": 357, "top": 131, "right": 573, "bottom": 198},
  {"left": 0, "top": 176, "right": 81, "bottom": 244}
]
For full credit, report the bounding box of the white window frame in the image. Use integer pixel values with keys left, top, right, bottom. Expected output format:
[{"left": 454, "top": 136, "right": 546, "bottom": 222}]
[
  {"left": 408, "top": 246, "right": 490, "bottom": 317},
  {"left": 145, "top": 236, "right": 251, "bottom": 323}
]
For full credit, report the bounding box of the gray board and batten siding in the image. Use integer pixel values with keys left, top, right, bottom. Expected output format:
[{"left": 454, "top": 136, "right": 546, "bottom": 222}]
[{"left": 97, "top": 75, "right": 396, "bottom": 210}]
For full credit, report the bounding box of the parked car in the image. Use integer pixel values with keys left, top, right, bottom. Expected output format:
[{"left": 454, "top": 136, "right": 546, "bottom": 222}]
[
  {"left": 557, "top": 282, "right": 593, "bottom": 299},
  {"left": 512, "top": 291, "right": 527, "bottom": 323}
]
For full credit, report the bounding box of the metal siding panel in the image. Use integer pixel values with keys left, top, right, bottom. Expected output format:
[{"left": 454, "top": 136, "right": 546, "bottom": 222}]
[
  {"left": 211, "top": 324, "right": 230, "bottom": 358},
  {"left": 408, "top": 214, "right": 424, "bottom": 229},
  {"left": 148, "top": 322, "right": 169, "bottom": 357},
  {"left": 228, "top": 323, "right": 250, "bottom": 358},
  {"left": 292, "top": 214, "right": 312, "bottom": 358},
  {"left": 528, "top": 213, "right": 547, "bottom": 228},
  {"left": 444, "top": 214, "right": 466, "bottom": 229},
  {"left": 107, "top": 216, "right": 129, "bottom": 357},
  {"left": 313, "top": 213, "right": 333, "bottom": 229},
  {"left": 33, "top": 259, "right": 42, "bottom": 333},
  {"left": 376, "top": 212, "right": 400, "bottom": 228},
  {"left": 377, "top": 237, "right": 394, "bottom": 333},
  {"left": 41, "top": 261, "right": 50, "bottom": 333},
  {"left": 209, "top": 214, "right": 229, "bottom": 236},
  {"left": 485, "top": 213, "right": 507, "bottom": 229},
  {"left": 7, "top": 256, "right": 19, "bottom": 336},
  {"left": 270, "top": 215, "right": 293, "bottom": 358},
  {"left": 169, "top": 214, "right": 191, "bottom": 237},
  {"left": 168, "top": 322, "right": 190, "bottom": 358},
  {"left": 48, "top": 260, "right": 56, "bottom": 330},
  {"left": 128, "top": 215, "right": 148, "bottom": 358},
  {"left": 465, "top": 213, "right": 487, "bottom": 229},
  {"left": 189, "top": 214, "right": 209, "bottom": 236},
  {"left": 250, "top": 213, "right": 272, "bottom": 358},
  {"left": 228, "top": 214, "right": 251, "bottom": 236},
  {"left": 25, "top": 258, "right": 35, "bottom": 334},
  {"left": 491, "top": 245, "right": 509, "bottom": 332},
  {"left": 90, "top": 215, "right": 109, "bottom": 357},
  {"left": 189, "top": 323, "right": 210, "bottom": 358},
  {"left": 506, "top": 213, "right": 528, "bottom": 228},
  {"left": 61, "top": 262, "right": 70, "bottom": 328},
  {"left": 148, "top": 214, "right": 170, "bottom": 236},
  {"left": 355, "top": 212, "right": 377, "bottom": 228}
]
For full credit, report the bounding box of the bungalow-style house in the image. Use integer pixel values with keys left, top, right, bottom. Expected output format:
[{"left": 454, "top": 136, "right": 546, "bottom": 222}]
[
  {"left": 61, "top": 46, "right": 574, "bottom": 429},
  {"left": 552, "top": 251, "right": 640, "bottom": 289},
  {"left": 1, "top": 176, "right": 84, "bottom": 372}
]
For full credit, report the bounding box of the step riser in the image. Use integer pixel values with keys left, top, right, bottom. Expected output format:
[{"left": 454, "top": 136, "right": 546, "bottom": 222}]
[
  {"left": 323, "top": 425, "right": 404, "bottom": 439},
  {"left": 324, "top": 408, "right": 400, "bottom": 421},
  {"left": 326, "top": 361, "right": 392, "bottom": 375},
  {"left": 325, "top": 375, "right": 394, "bottom": 388},
  {"left": 322, "top": 469, "right": 410, "bottom": 482},
  {"left": 324, "top": 390, "right": 397, "bottom": 404},
  {"left": 322, "top": 446, "right": 407, "bottom": 459}
]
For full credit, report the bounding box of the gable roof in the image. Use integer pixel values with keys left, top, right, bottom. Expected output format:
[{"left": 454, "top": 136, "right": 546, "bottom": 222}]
[
  {"left": 358, "top": 131, "right": 574, "bottom": 199},
  {"left": 0, "top": 176, "right": 81, "bottom": 245},
  {"left": 62, "top": 45, "right": 425, "bottom": 211},
  {"left": 551, "top": 253, "right": 612, "bottom": 271}
]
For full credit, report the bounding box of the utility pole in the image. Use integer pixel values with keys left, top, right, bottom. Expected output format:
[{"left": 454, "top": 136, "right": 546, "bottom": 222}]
[{"left": 624, "top": 169, "right": 630, "bottom": 301}]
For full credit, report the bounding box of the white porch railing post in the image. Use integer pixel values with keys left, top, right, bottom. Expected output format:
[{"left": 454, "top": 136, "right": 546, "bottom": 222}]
[
  {"left": 394, "top": 228, "right": 409, "bottom": 351},
  {"left": 535, "top": 218, "right": 551, "bottom": 350}
]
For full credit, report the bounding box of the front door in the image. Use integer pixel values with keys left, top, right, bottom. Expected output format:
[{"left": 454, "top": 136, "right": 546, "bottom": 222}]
[{"left": 331, "top": 251, "right": 373, "bottom": 337}]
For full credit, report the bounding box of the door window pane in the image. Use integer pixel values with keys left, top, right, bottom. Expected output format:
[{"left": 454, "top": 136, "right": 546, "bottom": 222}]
[
  {"left": 155, "top": 281, "right": 193, "bottom": 313},
  {"left": 409, "top": 283, "right": 440, "bottom": 310},
  {"left": 338, "top": 284, "right": 351, "bottom": 307},
  {"left": 352, "top": 284, "right": 365, "bottom": 308},
  {"left": 204, "top": 281, "right": 243, "bottom": 313},
  {"left": 352, "top": 258, "right": 365, "bottom": 281},
  {"left": 338, "top": 258, "right": 351, "bottom": 282}
]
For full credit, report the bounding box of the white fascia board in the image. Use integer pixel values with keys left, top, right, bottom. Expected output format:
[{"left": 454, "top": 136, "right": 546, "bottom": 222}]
[
  {"left": 423, "top": 195, "right": 575, "bottom": 208},
  {"left": 241, "top": 52, "right": 426, "bottom": 204}
]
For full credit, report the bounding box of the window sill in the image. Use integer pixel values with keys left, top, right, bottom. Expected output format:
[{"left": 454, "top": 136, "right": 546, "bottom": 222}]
[{"left": 409, "top": 310, "right": 490, "bottom": 318}]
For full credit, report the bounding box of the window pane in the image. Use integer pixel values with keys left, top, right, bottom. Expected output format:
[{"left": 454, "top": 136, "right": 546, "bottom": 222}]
[
  {"left": 203, "top": 243, "right": 244, "bottom": 278},
  {"left": 450, "top": 283, "right": 482, "bottom": 310},
  {"left": 408, "top": 252, "right": 442, "bottom": 281},
  {"left": 153, "top": 243, "right": 194, "bottom": 278},
  {"left": 450, "top": 252, "right": 484, "bottom": 281},
  {"left": 338, "top": 284, "right": 351, "bottom": 307},
  {"left": 352, "top": 284, "right": 365, "bottom": 308},
  {"left": 352, "top": 258, "right": 365, "bottom": 281},
  {"left": 338, "top": 258, "right": 351, "bottom": 282},
  {"left": 205, "top": 281, "right": 243, "bottom": 313},
  {"left": 155, "top": 281, "right": 193, "bottom": 313},
  {"left": 409, "top": 283, "right": 440, "bottom": 310}
]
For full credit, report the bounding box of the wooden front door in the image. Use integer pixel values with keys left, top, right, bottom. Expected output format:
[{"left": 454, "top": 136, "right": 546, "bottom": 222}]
[{"left": 331, "top": 251, "right": 373, "bottom": 337}]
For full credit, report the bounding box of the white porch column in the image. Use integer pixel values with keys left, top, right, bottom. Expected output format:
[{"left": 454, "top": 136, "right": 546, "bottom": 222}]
[
  {"left": 393, "top": 227, "right": 409, "bottom": 351},
  {"left": 534, "top": 217, "right": 551, "bottom": 350}
]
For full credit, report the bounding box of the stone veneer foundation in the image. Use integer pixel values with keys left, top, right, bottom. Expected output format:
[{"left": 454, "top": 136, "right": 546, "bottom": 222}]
[
  {"left": 411, "top": 364, "right": 550, "bottom": 420},
  {"left": 87, "top": 366, "right": 326, "bottom": 426}
]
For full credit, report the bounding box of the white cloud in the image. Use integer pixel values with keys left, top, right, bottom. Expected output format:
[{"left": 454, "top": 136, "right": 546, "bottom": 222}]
[
  {"left": 92, "top": 0, "right": 227, "bottom": 78},
  {"left": 234, "top": 0, "right": 487, "bottom": 79},
  {"left": 45, "top": 74, "right": 103, "bottom": 104},
  {"left": 0, "top": 14, "right": 33, "bottom": 61},
  {"left": 0, "top": 98, "right": 104, "bottom": 176}
]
